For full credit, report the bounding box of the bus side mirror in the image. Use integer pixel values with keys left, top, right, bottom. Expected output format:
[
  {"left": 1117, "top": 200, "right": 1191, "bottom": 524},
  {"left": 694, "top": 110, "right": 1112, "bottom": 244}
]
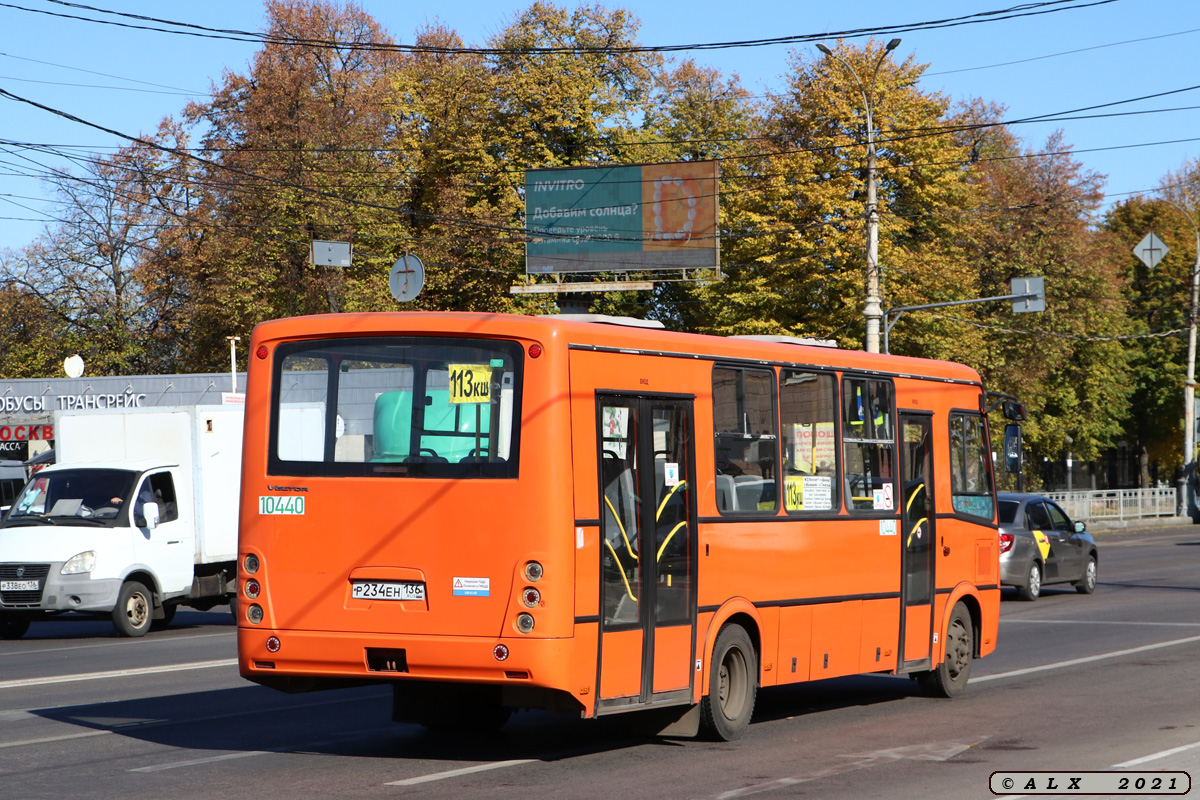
[
  {"left": 1003, "top": 401, "right": 1026, "bottom": 421},
  {"left": 1003, "top": 424, "right": 1022, "bottom": 473}
]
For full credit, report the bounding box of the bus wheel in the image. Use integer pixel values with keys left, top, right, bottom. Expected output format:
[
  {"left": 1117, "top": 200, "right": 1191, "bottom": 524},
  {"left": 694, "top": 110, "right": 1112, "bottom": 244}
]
[
  {"left": 699, "top": 624, "right": 757, "bottom": 741},
  {"left": 918, "top": 602, "right": 973, "bottom": 698},
  {"left": 112, "top": 580, "right": 153, "bottom": 637},
  {"left": 0, "top": 614, "right": 30, "bottom": 640}
]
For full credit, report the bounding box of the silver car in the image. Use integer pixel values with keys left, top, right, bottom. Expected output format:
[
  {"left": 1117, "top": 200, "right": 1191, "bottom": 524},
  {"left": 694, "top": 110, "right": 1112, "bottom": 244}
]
[{"left": 997, "top": 492, "right": 1099, "bottom": 601}]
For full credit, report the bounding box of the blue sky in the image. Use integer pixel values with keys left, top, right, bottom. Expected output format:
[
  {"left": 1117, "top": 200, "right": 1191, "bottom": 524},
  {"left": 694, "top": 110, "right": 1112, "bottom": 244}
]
[{"left": 0, "top": 0, "right": 1197, "bottom": 253}]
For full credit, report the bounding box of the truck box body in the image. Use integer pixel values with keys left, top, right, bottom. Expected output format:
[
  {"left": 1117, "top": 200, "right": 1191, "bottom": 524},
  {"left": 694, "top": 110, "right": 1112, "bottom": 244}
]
[{"left": 55, "top": 406, "right": 243, "bottom": 563}]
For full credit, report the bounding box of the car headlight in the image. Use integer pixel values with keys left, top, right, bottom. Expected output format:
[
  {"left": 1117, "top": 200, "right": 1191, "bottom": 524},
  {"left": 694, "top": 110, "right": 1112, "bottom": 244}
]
[{"left": 61, "top": 551, "right": 96, "bottom": 575}]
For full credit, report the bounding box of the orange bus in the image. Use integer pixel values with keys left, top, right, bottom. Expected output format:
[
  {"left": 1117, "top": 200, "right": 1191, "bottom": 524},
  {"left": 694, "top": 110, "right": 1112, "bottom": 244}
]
[{"left": 236, "top": 312, "right": 1000, "bottom": 740}]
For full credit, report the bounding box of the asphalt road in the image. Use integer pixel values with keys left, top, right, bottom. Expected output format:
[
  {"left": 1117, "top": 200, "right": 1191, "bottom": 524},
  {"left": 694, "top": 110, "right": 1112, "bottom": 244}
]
[{"left": 2, "top": 525, "right": 1199, "bottom": 800}]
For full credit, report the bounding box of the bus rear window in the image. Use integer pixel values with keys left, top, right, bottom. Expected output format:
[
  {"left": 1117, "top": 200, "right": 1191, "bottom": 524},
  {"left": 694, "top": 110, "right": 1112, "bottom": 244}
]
[{"left": 268, "top": 337, "right": 522, "bottom": 478}]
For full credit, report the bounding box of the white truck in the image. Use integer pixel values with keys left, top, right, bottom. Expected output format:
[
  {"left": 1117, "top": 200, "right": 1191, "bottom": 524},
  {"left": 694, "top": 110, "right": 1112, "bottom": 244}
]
[{"left": 0, "top": 405, "right": 243, "bottom": 639}]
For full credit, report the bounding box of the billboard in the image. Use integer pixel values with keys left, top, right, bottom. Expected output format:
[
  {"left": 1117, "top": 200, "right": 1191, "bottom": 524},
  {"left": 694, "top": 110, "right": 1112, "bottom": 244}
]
[{"left": 524, "top": 161, "right": 719, "bottom": 274}]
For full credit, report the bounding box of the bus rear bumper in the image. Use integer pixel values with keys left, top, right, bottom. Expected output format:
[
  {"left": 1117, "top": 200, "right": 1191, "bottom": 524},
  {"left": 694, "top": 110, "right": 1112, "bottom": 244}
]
[{"left": 238, "top": 627, "right": 577, "bottom": 691}]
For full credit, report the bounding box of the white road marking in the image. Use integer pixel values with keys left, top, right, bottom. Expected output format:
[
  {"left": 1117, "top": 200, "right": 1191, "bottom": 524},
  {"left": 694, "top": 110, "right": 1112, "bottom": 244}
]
[
  {"left": 129, "top": 727, "right": 398, "bottom": 773},
  {"left": 385, "top": 759, "right": 538, "bottom": 786},
  {"left": 0, "top": 692, "right": 385, "bottom": 752},
  {"left": 0, "top": 729, "right": 111, "bottom": 749},
  {"left": 0, "top": 631, "right": 234, "bottom": 658},
  {"left": 1113, "top": 740, "right": 1200, "bottom": 768},
  {"left": 0, "top": 658, "right": 237, "bottom": 690},
  {"left": 130, "top": 751, "right": 271, "bottom": 772},
  {"left": 974, "top": 635, "right": 1200, "bottom": 683},
  {"left": 714, "top": 742, "right": 975, "bottom": 799}
]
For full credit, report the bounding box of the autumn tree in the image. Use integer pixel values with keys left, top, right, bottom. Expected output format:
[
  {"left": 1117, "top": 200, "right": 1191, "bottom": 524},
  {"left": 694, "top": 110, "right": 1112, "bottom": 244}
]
[
  {"left": 1103, "top": 165, "right": 1200, "bottom": 485},
  {"left": 0, "top": 121, "right": 196, "bottom": 376},
  {"left": 679, "top": 40, "right": 979, "bottom": 344},
  {"left": 178, "top": 0, "right": 403, "bottom": 370},
  {"left": 379, "top": 24, "right": 525, "bottom": 313},
  {"left": 962, "top": 127, "right": 1132, "bottom": 488}
]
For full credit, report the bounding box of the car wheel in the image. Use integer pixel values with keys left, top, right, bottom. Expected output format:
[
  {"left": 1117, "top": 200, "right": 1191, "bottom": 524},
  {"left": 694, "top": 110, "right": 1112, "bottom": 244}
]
[
  {"left": 917, "top": 601, "right": 974, "bottom": 698},
  {"left": 1074, "top": 555, "right": 1097, "bottom": 594},
  {"left": 1017, "top": 561, "right": 1041, "bottom": 601}
]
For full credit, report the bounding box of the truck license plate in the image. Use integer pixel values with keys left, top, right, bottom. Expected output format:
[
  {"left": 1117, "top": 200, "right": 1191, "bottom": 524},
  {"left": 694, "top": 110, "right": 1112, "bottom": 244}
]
[
  {"left": 1, "top": 580, "right": 38, "bottom": 591},
  {"left": 351, "top": 581, "right": 425, "bottom": 601}
]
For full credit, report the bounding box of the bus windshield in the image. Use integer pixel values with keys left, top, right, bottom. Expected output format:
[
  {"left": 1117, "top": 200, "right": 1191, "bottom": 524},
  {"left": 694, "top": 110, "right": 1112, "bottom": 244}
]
[{"left": 269, "top": 336, "right": 522, "bottom": 479}]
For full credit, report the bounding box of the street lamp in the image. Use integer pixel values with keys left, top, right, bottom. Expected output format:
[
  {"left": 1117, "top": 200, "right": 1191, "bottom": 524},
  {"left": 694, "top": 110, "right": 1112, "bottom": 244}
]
[
  {"left": 817, "top": 38, "right": 901, "bottom": 354},
  {"left": 1156, "top": 196, "right": 1200, "bottom": 516}
]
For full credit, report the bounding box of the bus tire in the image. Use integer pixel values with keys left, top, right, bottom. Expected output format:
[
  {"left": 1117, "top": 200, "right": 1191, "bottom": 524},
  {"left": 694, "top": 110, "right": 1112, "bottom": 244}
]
[
  {"left": 917, "top": 601, "right": 973, "bottom": 698},
  {"left": 112, "top": 580, "right": 153, "bottom": 637},
  {"left": 699, "top": 624, "right": 757, "bottom": 741}
]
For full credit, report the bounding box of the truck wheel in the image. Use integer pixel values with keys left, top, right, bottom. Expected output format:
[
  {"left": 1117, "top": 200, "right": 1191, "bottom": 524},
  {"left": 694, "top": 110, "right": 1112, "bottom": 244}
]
[
  {"left": 0, "top": 614, "right": 30, "bottom": 640},
  {"left": 699, "top": 624, "right": 757, "bottom": 741},
  {"left": 150, "top": 602, "right": 177, "bottom": 631},
  {"left": 112, "top": 580, "right": 153, "bottom": 637}
]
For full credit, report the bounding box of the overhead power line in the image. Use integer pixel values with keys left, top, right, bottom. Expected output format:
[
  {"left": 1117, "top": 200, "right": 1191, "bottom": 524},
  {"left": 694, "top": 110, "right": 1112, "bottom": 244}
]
[{"left": 4, "top": 0, "right": 1119, "bottom": 55}]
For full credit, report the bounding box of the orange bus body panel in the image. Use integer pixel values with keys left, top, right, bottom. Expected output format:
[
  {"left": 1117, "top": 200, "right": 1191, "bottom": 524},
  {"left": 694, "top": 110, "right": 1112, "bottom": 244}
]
[{"left": 237, "top": 311, "right": 1000, "bottom": 723}]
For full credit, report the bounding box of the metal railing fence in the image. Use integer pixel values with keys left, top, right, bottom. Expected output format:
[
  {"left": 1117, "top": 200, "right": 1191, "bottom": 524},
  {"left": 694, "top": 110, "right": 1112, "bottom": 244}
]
[{"left": 1042, "top": 488, "right": 1179, "bottom": 522}]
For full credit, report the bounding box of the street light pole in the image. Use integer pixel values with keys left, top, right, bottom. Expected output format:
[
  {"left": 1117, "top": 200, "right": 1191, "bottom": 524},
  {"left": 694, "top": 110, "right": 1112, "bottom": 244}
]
[
  {"left": 227, "top": 335, "right": 241, "bottom": 395},
  {"left": 817, "top": 38, "right": 901, "bottom": 354}
]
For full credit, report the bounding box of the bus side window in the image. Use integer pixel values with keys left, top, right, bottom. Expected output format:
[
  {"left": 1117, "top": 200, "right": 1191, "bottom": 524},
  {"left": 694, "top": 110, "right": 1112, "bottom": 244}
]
[
  {"left": 842, "top": 378, "right": 895, "bottom": 512},
  {"left": 712, "top": 365, "right": 778, "bottom": 514},
  {"left": 780, "top": 370, "right": 838, "bottom": 513}
]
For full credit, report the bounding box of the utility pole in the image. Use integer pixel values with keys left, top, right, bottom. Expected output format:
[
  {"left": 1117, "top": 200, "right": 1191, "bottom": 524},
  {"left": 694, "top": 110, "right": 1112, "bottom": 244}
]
[
  {"left": 1151, "top": 199, "right": 1200, "bottom": 516},
  {"left": 817, "top": 38, "right": 901, "bottom": 354}
]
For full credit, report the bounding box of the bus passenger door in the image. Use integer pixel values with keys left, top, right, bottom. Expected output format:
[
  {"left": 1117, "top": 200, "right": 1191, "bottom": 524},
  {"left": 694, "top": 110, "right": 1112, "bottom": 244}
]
[
  {"left": 899, "top": 413, "right": 935, "bottom": 670},
  {"left": 596, "top": 395, "right": 697, "bottom": 711}
]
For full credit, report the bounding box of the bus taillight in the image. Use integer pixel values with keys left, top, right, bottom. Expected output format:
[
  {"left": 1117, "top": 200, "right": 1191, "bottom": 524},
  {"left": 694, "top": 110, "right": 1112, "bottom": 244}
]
[
  {"left": 522, "top": 587, "right": 541, "bottom": 607},
  {"left": 244, "top": 579, "right": 261, "bottom": 599},
  {"left": 516, "top": 613, "right": 535, "bottom": 634},
  {"left": 266, "top": 636, "right": 281, "bottom": 653},
  {"left": 493, "top": 644, "right": 509, "bottom": 661},
  {"left": 524, "top": 561, "right": 543, "bottom": 582}
]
